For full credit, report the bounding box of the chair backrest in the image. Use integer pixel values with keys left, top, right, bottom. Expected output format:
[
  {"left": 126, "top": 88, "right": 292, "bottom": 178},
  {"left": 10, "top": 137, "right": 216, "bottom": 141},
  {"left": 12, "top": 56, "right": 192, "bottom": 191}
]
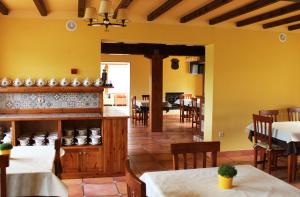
[
  {"left": 0, "top": 155, "right": 9, "bottom": 197},
  {"left": 141, "top": 95, "right": 150, "bottom": 101},
  {"left": 54, "top": 140, "right": 62, "bottom": 178},
  {"left": 125, "top": 160, "right": 146, "bottom": 197},
  {"left": 131, "top": 96, "right": 137, "bottom": 109},
  {"left": 253, "top": 114, "right": 273, "bottom": 147},
  {"left": 171, "top": 141, "right": 220, "bottom": 170},
  {"left": 182, "top": 94, "right": 192, "bottom": 99},
  {"left": 287, "top": 107, "right": 300, "bottom": 121},
  {"left": 259, "top": 110, "right": 279, "bottom": 122}
]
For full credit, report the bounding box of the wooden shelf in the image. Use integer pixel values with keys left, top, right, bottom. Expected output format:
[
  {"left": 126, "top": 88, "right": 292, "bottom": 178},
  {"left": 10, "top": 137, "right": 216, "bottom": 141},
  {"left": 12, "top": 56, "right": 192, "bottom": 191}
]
[
  {"left": 62, "top": 145, "right": 102, "bottom": 149},
  {"left": 0, "top": 86, "right": 112, "bottom": 93}
]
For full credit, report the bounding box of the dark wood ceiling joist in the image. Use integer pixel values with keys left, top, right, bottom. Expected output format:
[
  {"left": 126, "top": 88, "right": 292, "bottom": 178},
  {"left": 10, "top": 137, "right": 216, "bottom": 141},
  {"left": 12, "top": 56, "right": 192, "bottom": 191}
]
[
  {"left": 209, "top": 0, "right": 279, "bottom": 25},
  {"left": 147, "top": 0, "right": 183, "bottom": 21},
  {"left": 236, "top": 2, "right": 300, "bottom": 27},
  {"left": 78, "top": 0, "right": 85, "bottom": 18},
  {"left": 101, "top": 43, "right": 205, "bottom": 56},
  {"left": 263, "top": 13, "right": 300, "bottom": 28},
  {"left": 113, "top": 0, "right": 133, "bottom": 19},
  {"left": 288, "top": 23, "right": 300, "bottom": 30},
  {"left": 180, "top": 0, "right": 233, "bottom": 23},
  {"left": 0, "top": 1, "right": 9, "bottom": 15},
  {"left": 33, "top": 0, "right": 48, "bottom": 16}
]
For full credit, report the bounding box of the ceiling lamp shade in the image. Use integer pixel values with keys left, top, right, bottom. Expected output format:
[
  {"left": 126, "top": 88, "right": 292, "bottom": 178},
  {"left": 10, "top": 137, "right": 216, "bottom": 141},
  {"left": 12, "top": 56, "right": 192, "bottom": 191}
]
[
  {"left": 98, "top": 0, "right": 113, "bottom": 17},
  {"left": 84, "top": 7, "right": 97, "bottom": 21}
]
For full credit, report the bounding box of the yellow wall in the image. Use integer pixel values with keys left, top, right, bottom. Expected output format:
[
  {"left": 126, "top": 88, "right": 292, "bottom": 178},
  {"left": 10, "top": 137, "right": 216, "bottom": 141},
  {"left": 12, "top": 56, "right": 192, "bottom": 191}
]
[
  {"left": 101, "top": 55, "right": 203, "bottom": 100},
  {"left": 1, "top": 17, "right": 300, "bottom": 151}
]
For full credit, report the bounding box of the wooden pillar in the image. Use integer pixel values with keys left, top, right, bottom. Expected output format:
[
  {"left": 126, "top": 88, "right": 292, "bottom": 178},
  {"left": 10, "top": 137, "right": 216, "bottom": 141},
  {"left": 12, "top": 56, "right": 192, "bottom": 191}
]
[{"left": 146, "top": 50, "right": 168, "bottom": 132}]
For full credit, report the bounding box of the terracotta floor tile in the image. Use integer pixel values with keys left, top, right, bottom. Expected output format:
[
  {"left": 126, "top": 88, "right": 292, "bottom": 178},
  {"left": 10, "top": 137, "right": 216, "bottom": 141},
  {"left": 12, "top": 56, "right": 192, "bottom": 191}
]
[
  {"left": 62, "top": 179, "right": 82, "bottom": 185},
  {"left": 84, "top": 183, "right": 119, "bottom": 196},
  {"left": 83, "top": 177, "right": 114, "bottom": 184},
  {"left": 116, "top": 182, "right": 127, "bottom": 194},
  {"left": 67, "top": 184, "right": 83, "bottom": 197}
]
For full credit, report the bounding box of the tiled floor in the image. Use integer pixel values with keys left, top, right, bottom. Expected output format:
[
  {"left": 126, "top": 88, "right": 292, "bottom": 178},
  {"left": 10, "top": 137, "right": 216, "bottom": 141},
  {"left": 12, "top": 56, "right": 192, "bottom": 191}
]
[{"left": 64, "top": 115, "right": 300, "bottom": 197}]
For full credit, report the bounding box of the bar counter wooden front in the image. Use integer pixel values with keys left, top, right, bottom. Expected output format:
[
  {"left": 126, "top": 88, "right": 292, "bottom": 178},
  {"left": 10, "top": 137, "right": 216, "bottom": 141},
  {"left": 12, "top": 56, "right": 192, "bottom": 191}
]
[{"left": 0, "top": 107, "right": 129, "bottom": 179}]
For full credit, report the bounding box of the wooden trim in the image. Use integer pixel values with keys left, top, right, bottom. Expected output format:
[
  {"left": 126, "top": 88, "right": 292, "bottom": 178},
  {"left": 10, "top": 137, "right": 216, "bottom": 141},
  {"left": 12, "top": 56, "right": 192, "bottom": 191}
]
[
  {"left": 78, "top": 0, "right": 86, "bottom": 18},
  {"left": 263, "top": 13, "right": 300, "bottom": 28},
  {"left": 147, "top": 0, "right": 182, "bottom": 21},
  {"left": 236, "top": 2, "right": 300, "bottom": 27},
  {"left": 0, "top": 108, "right": 101, "bottom": 114},
  {"left": 180, "top": 0, "right": 232, "bottom": 23},
  {"left": 113, "top": 0, "right": 133, "bottom": 19},
  {"left": 0, "top": 1, "right": 9, "bottom": 15},
  {"left": 0, "top": 86, "right": 110, "bottom": 93},
  {"left": 209, "top": 0, "right": 278, "bottom": 25},
  {"left": 288, "top": 23, "right": 300, "bottom": 31},
  {"left": 33, "top": 0, "right": 48, "bottom": 16},
  {"left": 62, "top": 145, "right": 103, "bottom": 150}
]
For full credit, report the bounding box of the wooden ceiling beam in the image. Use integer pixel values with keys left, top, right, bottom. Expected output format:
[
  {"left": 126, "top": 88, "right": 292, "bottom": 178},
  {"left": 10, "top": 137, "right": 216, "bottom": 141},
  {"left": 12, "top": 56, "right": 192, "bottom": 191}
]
[
  {"left": 33, "top": 0, "right": 48, "bottom": 16},
  {"left": 263, "top": 13, "right": 300, "bottom": 28},
  {"left": 180, "top": 0, "right": 233, "bottom": 23},
  {"left": 288, "top": 23, "right": 300, "bottom": 30},
  {"left": 236, "top": 2, "right": 300, "bottom": 27},
  {"left": 113, "top": 0, "right": 133, "bottom": 19},
  {"left": 0, "top": 1, "right": 9, "bottom": 15},
  {"left": 78, "top": 0, "right": 85, "bottom": 18},
  {"left": 209, "top": 0, "right": 279, "bottom": 25},
  {"left": 147, "top": 0, "right": 183, "bottom": 21}
]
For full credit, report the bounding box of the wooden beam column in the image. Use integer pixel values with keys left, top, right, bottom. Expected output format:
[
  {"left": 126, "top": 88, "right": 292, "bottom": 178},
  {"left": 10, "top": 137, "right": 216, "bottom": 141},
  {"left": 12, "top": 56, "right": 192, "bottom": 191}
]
[{"left": 146, "top": 50, "right": 168, "bottom": 132}]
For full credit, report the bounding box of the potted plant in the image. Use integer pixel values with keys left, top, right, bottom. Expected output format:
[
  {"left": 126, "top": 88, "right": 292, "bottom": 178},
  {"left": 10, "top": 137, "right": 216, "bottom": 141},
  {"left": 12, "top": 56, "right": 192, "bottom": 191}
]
[
  {"left": 218, "top": 165, "right": 237, "bottom": 189},
  {"left": 0, "top": 143, "right": 13, "bottom": 156}
]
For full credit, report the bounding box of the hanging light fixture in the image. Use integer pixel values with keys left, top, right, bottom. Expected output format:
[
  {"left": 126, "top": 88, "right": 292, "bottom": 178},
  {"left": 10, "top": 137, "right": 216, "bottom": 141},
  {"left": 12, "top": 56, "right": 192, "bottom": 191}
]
[{"left": 84, "top": 0, "right": 128, "bottom": 31}]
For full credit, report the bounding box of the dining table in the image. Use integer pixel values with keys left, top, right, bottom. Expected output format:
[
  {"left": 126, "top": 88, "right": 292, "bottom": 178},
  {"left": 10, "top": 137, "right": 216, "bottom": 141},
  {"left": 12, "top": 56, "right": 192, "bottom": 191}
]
[
  {"left": 135, "top": 100, "right": 172, "bottom": 125},
  {"left": 6, "top": 145, "right": 68, "bottom": 197},
  {"left": 140, "top": 165, "right": 300, "bottom": 197},
  {"left": 246, "top": 121, "right": 300, "bottom": 182}
]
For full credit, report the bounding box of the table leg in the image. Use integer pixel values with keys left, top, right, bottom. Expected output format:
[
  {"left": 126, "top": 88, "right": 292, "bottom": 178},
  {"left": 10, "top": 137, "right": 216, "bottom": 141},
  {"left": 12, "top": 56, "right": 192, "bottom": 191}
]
[
  {"left": 144, "top": 110, "right": 148, "bottom": 126},
  {"left": 288, "top": 154, "right": 296, "bottom": 183}
]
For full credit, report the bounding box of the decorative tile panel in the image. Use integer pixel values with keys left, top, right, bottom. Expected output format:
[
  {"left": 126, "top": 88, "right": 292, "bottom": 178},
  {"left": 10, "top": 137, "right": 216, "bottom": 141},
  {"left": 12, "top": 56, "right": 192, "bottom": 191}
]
[{"left": 0, "top": 93, "right": 99, "bottom": 109}]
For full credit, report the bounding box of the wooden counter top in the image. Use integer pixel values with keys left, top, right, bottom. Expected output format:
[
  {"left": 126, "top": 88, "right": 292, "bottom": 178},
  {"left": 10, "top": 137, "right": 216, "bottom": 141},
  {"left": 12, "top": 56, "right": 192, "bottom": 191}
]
[{"left": 0, "top": 107, "right": 129, "bottom": 121}]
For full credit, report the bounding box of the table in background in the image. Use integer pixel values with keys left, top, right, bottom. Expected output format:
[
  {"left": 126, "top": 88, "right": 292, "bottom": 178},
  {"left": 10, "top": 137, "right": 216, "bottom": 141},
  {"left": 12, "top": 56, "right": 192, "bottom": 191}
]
[
  {"left": 7, "top": 146, "right": 68, "bottom": 197},
  {"left": 246, "top": 121, "right": 300, "bottom": 182},
  {"left": 135, "top": 100, "right": 172, "bottom": 125},
  {"left": 140, "top": 165, "right": 300, "bottom": 197}
]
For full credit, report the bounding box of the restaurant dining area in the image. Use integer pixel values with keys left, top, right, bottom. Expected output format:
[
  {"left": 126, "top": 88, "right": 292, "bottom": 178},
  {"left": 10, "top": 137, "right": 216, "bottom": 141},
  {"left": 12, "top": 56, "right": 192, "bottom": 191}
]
[{"left": 2, "top": 0, "right": 300, "bottom": 197}]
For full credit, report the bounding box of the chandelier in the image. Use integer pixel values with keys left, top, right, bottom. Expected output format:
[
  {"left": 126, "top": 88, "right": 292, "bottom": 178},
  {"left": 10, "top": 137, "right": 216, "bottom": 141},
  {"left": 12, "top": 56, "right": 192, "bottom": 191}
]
[{"left": 84, "top": 0, "right": 128, "bottom": 31}]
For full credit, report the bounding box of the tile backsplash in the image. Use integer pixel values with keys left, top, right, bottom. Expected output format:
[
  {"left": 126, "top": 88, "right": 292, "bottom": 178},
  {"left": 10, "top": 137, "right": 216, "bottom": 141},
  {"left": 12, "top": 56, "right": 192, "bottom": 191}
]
[{"left": 0, "top": 93, "right": 99, "bottom": 109}]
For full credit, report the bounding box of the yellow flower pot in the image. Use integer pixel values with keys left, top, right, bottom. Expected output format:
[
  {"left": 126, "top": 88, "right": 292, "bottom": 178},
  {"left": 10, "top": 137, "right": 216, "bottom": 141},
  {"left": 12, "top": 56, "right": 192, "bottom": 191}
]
[
  {"left": 218, "top": 175, "right": 233, "bottom": 189},
  {"left": 0, "top": 149, "right": 11, "bottom": 155}
]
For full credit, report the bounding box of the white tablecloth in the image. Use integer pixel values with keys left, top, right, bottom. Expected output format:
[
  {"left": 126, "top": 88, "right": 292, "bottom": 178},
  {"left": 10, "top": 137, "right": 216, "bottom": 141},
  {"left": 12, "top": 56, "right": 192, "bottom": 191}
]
[
  {"left": 140, "top": 165, "right": 300, "bottom": 197},
  {"left": 246, "top": 121, "right": 300, "bottom": 143},
  {"left": 7, "top": 146, "right": 68, "bottom": 197},
  {"left": 136, "top": 100, "right": 172, "bottom": 108}
]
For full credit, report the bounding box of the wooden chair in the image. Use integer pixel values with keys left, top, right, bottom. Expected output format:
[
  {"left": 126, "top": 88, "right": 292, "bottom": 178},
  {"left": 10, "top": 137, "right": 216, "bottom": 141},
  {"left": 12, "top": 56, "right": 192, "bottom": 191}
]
[
  {"left": 259, "top": 110, "right": 279, "bottom": 122},
  {"left": 171, "top": 141, "right": 220, "bottom": 170},
  {"left": 287, "top": 107, "right": 300, "bottom": 121},
  {"left": 131, "top": 96, "right": 143, "bottom": 124},
  {"left": 125, "top": 160, "right": 146, "bottom": 197},
  {"left": 179, "top": 95, "right": 192, "bottom": 122},
  {"left": 192, "top": 97, "right": 204, "bottom": 131},
  {"left": 0, "top": 154, "right": 9, "bottom": 197},
  {"left": 253, "top": 114, "right": 285, "bottom": 174},
  {"left": 54, "top": 140, "right": 62, "bottom": 178},
  {"left": 141, "top": 95, "right": 150, "bottom": 101}
]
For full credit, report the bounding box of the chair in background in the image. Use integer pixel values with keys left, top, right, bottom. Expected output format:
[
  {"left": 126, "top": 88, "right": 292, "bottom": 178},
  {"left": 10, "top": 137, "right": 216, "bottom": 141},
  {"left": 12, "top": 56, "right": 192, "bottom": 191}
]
[
  {"left": 179, "top": 95, "right": 192, "bottom": 122},
  {"left": 192, "top": 97, "right": 204, "bottom": 131},
  {"left": 171, "top": 141, "right": 220, "bottom": 170},
  {"left": 125, "top": 160, "right": 146, "bottom": 197},
  {"left": 55, "top": 140, "right": 62, "bottom": 178},
  {"left": 252, "top": 114, "right": 285, "bottom": 174},
  {"left": 0, "top": 154, "right": 9, "bottom": 197},
  {"left": 287, "top": 107, "right": 300, "bottom": 121},
  {"left": 259, "top": 110, "right": 279, "bottom": 122},
  {"left": 131, "top": 96, "right": 143, "bottom": 125},
  {"left": 141, "top": 95, "right": 150, "bottom": 101},
  {"left": 182, "top": 94, "right": 192, "bottom": 99}
]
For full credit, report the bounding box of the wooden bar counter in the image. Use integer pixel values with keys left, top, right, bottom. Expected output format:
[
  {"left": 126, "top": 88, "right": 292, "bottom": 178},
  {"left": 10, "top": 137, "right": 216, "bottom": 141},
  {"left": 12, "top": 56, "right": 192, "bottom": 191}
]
[{"left": 0, "top": 107, "right": 129, "bottom": 179}]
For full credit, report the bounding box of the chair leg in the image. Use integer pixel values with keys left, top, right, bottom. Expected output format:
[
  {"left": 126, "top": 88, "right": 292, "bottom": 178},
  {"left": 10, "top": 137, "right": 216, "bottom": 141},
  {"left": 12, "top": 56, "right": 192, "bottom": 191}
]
[
  {"left": 267, "top": 152, "right": 272, "bottom": 174},
  {"left": 254, "top": 149, "right": 258, "bottom": 168},
  {"left": 262, "top": 152, "right": 266, "bottom": 170}
]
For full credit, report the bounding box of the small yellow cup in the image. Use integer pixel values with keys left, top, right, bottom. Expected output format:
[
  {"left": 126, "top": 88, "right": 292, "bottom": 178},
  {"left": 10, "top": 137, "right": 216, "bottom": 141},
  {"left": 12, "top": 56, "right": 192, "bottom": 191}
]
[
  {"left": 218, "top": 175, "right": 233, "bottom": 189},
  {"left": 0, "top": 149, "right": 11, "bottom": 155}
]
